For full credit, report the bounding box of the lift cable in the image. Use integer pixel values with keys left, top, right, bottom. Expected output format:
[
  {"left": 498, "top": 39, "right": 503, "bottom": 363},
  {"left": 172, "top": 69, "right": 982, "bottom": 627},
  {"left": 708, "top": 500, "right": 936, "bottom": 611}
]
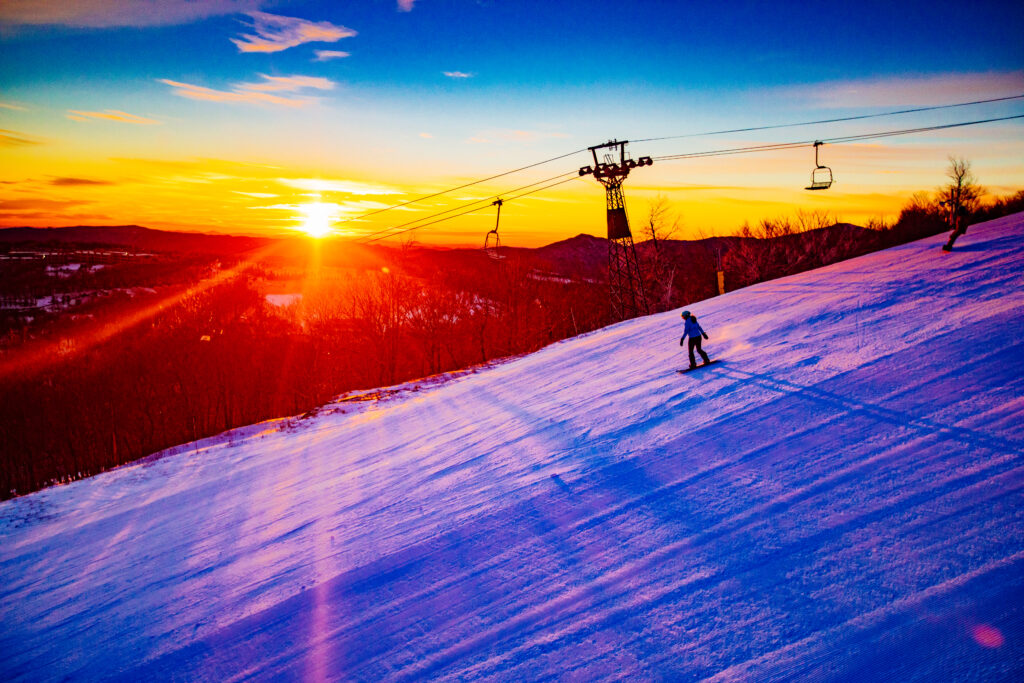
[
  {"left": 355, "top": 170, "right": 579, "bottom": 243},
  {"left": 650, "top": 113, "right": 1024, "bottom": 162},
  {"left": 632, "top": 93, "right": 1024, "bottom": 144},
  {"left": 335, "top": 93, "right": 1023, "bottom": 230},
  {"left": 360, "top": 176, "right": 583, "bottom": 244},
  {"left": 335, "top": 148, "right": 588, "bottom": 228},
  {"left": 355, "top": 113, "right": 1024, "bottom": 243}
]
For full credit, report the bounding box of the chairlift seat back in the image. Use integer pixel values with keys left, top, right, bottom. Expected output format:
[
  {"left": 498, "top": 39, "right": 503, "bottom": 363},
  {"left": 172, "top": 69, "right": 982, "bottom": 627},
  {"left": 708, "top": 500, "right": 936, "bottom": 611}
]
[{"left": 806, "top": 166, "right": 833, "bottom": 191}]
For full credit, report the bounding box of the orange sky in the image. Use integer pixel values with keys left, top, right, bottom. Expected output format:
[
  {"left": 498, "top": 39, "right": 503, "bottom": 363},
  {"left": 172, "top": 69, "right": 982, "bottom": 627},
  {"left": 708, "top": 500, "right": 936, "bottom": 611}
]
[{"left": 4, "top": 119, "right": 1021, "bottom": 247}]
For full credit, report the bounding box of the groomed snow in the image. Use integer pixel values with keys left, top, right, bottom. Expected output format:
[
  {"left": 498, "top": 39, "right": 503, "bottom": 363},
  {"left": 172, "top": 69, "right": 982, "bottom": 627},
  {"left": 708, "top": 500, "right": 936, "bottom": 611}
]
[{"left": 3, "top": 214, "right": 1024, "bottom": 681}]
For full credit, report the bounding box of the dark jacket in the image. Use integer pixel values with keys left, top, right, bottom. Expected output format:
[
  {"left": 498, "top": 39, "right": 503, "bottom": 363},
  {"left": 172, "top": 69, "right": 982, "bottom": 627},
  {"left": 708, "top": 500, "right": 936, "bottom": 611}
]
[{"left": 683, "top": 318, "right": 707, "bottom": 339}]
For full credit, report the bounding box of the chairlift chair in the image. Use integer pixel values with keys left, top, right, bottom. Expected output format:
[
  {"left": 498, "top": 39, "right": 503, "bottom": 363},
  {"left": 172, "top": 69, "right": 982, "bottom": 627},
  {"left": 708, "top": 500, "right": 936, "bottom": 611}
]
[
  {"left": 484, "top": 228, "right": 502, "bottom": 260},
  {"left": 805, "top": 141, "right": 833, "bottom": 191},
  {"left": 483, "top": 198, "right": 503, "bottom": 260}
]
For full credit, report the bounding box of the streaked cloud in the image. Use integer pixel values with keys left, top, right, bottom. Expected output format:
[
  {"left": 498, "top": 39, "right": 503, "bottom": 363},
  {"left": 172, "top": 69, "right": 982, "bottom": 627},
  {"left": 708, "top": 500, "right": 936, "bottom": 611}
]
[
  {"left": 779, "top": 71, "right": 1024, "bottom": 108},
  {"left": 161, "top": 79, "right": 305, "bottom": 106},
  {"left": 277, "top": 178, "right": 402, "bottom": 196},
  {"left": 253, "top": 199, "right": 398, "bottom": 225},
  {"left": 468, "top": 129, "right": 571, "bottom": 144},
  {"left": 0, "top": 0, "right": 264, "bottom": 28},
  {"left": 0, "top": 129, "right": 41, "bottom": 146},
  {"left": 110, "top": 156, "right": 282, "bottom": 172},
  {"left": 397, "top": 0, "right": 416, "bottom": 12},
  {"left": 419, "top": 132, "right": 433, "bottom": 138},
  {"left": 497, "top": 129, "right": 570, "bottom": 141},
  {"left": 313, "top": 50, "right": 350, "bottom": 61},
  {"left": 0, "top": 198, "right": 88, "bottom": 210},
  {"left": 233, "top": 191, "right": 278, "bottom": 198},
  {"left": 49, "top": 177, "right": 114, "bottom": 186},
  {"left": 0, "top": 101, "right": 28, "bottom": 111},
  {"left": 231, "top": 11, "right": 356, "bottom": 53},
  {"left": 241, "top": 74, "right": 334, "bottom": 92},
  {"left": 67, "top": 109, "right": 161, "bottom": 124},
  {"left": 0, "top": 211, "right": 109, "bottom": 221},
  {"left": 160, "top": 73, "right": 335, "bottom": 107},
  {"left": 443, "top": 71, "right": 474, "bottom": 79}
]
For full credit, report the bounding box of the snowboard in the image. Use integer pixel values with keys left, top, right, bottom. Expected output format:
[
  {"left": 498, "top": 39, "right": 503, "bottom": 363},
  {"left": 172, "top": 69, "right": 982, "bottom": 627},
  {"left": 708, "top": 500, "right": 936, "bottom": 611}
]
[{"left": 677, "top": 359, "right": 721, "bottom": 374}]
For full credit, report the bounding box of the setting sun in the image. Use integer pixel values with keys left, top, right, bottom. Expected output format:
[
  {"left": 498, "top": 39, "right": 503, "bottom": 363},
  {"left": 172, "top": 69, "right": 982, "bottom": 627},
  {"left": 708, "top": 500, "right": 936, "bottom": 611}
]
[{"left": 298, "top": 202, "right": 336, "bottom": 238}]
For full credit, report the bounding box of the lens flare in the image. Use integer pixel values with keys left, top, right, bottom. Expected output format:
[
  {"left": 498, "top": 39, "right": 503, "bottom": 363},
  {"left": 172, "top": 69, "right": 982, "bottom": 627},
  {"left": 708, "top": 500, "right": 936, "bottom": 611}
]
[{"left": 971, "top": 624, "right": 1005, "bottom": 648}]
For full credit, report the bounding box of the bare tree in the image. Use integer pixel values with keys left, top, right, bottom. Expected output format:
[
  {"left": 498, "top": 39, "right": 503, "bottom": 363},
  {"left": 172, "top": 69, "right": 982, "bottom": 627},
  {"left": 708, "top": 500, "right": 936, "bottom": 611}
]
[
  {"left": 940, "top": 157, "right": 984, "bottom": 251},
  {"left": 940, "top": 157, "right": 983, "bottom": 214},
  {"left": 640, "top": 196, "right": 684, "bottom": 310},
  {"left": 642, "top": 195, "right": 682, "bottom": 249}
]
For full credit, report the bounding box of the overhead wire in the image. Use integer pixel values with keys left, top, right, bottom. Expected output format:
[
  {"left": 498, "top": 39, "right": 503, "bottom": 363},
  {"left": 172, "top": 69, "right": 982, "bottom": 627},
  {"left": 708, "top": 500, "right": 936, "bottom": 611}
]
[
  {"left": 336, "top": 147, "right": 588, "bottom": 228},
  {"left": 650, "top": 113, "right": 1024, "bottom": 161},
  {"left": 360, "top": 175, "right": 583, "bottom": 244},
  {"left": 632, "top": 93, "right": 1024, "bottom": 143},
  {"left": 336, "top": 93, "right": 1022, "bottom": 231},
  {"left": 356, "top": 170, "right": 579, "bottom": 243},
  {"left": 353, "top": 111, "right": 1024, "bottom": 243}
]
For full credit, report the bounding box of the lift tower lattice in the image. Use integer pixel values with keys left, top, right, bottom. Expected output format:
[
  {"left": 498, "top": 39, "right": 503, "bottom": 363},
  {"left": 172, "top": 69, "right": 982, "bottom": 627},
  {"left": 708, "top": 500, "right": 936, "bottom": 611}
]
[{"left": 579, "top": 140, "right": 653, "bottom": 321}]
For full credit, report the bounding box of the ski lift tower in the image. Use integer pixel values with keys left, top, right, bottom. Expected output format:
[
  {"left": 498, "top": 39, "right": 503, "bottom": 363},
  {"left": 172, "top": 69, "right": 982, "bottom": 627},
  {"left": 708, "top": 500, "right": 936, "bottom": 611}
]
[{"left": 579, "top": 139, "right": 653, "bottom": 320}]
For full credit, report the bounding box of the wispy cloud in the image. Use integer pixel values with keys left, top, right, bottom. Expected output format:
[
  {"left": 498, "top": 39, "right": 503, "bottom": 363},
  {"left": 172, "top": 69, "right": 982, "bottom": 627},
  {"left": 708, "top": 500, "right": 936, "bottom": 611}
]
[
  {"left": 232, "top": 11, "right": 356, "bottom": 53},
  {"left": 0, "top": 0, "right": 265, "bottom": 28},
  {"left": 468, "top": 129, "right": 570, "bottom": 144},
  {"left": 313, "top": 50, "right": 350, "bottom": 61},
  {"left": 0, "top": 211, "right": 109, "bottom": 221},
  {"left": 778, "top": 71, "right": 1024, "bottom": 108},
  {"left": 0, "top": 101, "right": 28, "bottom": 111},
  {"left": 397, "top": 0, "right": 416, "bottom": 12},
  {"left": 419, "top": 132, "right": 433, "bottom": 138},
  {"left": 252, "top": 198, "right": 398, "bottom": 224},
  {"left": 0, "top": 198, "right": 88, "bottom": 211},
  {"left": 277, "top": 178, "right": 402, "bottom": 196},
  {"left": 67, "top": 109, "right": 161, "bottom": 124},
  {"left": 497, "top": 129, "right": 569, "bottom": 141},
  {"left": 240, "top": 74, "right": 334, "bottom": 92},
  {"left": 49, "top": 177, "right": 114, "bottom": 186},
  {"left": 443, "top": 71, "right": 474, "bottom": 79},
  {"left": 0, "top": 129, "right": 41, "bottom": 146},
  {"left": 160, "top": 73, "right": 335, "bottom": 107},
  {"left": 161, "top": 80, "right": 306, "bottom": 107}
]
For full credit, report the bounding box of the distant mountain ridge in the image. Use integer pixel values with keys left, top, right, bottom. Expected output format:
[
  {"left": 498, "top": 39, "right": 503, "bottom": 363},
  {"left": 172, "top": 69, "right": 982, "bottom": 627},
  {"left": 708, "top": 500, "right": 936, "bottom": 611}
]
[
  {"left": 0, "top": 225, "right": 273, "bottom": 254},
  {"left": 0, "top": 222, "right": 871, "bottom": 275}
]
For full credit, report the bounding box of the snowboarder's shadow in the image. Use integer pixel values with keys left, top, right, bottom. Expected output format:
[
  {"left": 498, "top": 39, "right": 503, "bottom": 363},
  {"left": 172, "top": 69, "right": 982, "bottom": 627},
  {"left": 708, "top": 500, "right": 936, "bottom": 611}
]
[
  {"left": 717, "top": 367, "right": 1023, "bottom": 457},
  {"left": 944, "top": 243, "right": 984, "bottom": 253}
]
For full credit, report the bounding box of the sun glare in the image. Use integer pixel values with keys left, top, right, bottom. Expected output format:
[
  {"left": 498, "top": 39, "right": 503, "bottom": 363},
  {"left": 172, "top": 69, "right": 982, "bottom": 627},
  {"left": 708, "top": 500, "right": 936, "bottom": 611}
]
[{"left": 299, "top": 202, "right": 336, "bottom": 238}]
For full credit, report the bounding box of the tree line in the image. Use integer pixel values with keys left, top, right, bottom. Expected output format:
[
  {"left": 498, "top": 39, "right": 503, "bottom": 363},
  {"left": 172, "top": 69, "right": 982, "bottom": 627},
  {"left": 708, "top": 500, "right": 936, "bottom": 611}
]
[{"left": 1, "top": 158, "right": 1021, "bottom": 498}]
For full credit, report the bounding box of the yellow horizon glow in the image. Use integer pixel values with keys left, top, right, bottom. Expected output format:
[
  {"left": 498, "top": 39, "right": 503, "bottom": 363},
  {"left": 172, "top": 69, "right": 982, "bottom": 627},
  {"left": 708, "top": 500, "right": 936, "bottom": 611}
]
[{"left": 2, "top": 131, "right": 1022, "bottom": 246}]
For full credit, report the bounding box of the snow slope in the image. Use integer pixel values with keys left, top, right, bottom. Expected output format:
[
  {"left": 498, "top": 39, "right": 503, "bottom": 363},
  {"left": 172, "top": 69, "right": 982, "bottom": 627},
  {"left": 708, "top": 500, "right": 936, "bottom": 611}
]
[{"left": 3, "top": 214, "right": 1024, "bottom": 681}]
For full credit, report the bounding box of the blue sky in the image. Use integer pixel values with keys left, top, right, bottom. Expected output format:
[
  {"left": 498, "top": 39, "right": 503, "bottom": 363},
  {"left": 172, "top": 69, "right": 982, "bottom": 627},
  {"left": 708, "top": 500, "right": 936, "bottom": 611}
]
[
  {"left": 1, "top": 0, "right": 1022, "bottom": 242},
  {"left": 4, "top": 1, "right": 1021, "bottom": 89}
]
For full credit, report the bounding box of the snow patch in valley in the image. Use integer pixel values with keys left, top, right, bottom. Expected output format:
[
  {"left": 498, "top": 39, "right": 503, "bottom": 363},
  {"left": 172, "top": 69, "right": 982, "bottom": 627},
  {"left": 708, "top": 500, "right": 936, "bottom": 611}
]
[{"left": 265, "top": 293, "right": 302, "bottom": 307}]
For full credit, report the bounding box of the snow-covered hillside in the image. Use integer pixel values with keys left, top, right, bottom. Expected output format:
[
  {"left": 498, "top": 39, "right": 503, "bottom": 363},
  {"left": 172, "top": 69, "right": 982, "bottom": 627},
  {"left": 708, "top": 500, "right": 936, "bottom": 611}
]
[{"left": 3, "top": 214, "right": 1024, "bottom": 681}]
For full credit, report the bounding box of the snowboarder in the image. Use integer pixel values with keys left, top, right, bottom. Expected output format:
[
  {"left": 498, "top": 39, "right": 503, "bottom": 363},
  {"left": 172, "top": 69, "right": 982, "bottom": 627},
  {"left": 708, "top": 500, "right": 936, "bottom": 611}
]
[{"left": 680, "top": 310, "right": 710, "bottom": 368}]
